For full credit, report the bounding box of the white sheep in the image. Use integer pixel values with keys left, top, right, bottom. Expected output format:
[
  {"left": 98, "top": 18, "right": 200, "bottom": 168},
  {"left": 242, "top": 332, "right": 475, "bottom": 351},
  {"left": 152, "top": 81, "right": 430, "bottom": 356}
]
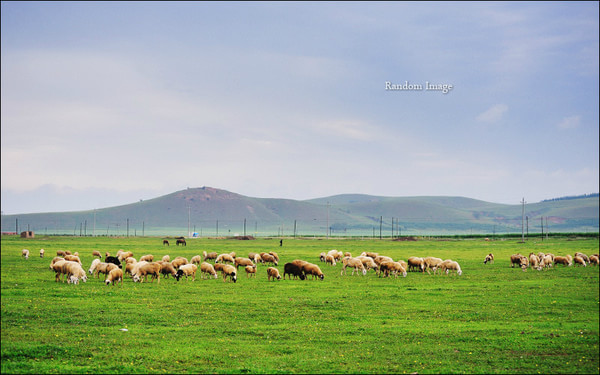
[
  {"left": 325, "top": 254, "right": 337, "bottom": 266},
  {"left": 407, "top": 257, "right": 425, "bottom": 272},
  {"left": 190, "top": 255, "right": 203, "bottom": 265},
  {"left": 589, "top": 254, "right": 599, "bottom": 266},
  {"left": 162, "top": 254, "right": 171, "bottom": 262},
  {"left": 221, "top": 264, "right": 237, "bottom": 283},
  {"left": 63, "top": 261, "right": 88, "bottom": 284},
  {"left": 92, "top": 250, "right": 102, "bottom": 259},
  {"left": 39, "top": 249, "right": 45, "bottom": 258},
  {"left": 22, "top": 249, "right": 30, "bottom": 260},
  {"left": 355, "top": 256, "right": 379, "bottom": 273},
  {"left": 573, "top": 255, "right": 587, "bottom": 267},
  {"left": 438, "top": 260, "right": 462, "bottom": 276},
  {"left": 88, "top": 258, "right": 102, "bottom": 274},
  {"left": 423, "top": 257, "right": 443, "bottom": 274},
  {"left": 132, "top": 262, "right": 161, "bottom": 283},
  {"left": 215, "top": 254, "right": 235, "bottom": 264}
]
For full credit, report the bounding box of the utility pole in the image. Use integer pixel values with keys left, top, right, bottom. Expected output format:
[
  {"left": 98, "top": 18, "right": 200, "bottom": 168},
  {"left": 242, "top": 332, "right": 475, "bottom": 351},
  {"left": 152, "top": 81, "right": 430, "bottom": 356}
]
[
  {"left": 188, "top": 206, "right": 191, "bottom": 238},
  {"left": 521, "top": 198, "right": 526, "bottom": 243},
  {"left": 526, "top": 216, "right": 529, "bottom": 240},
  {"left": 244, "top": 218, "right": 246, "bottom": 237},
  {"left": 93, "top": 209, "right": 96, "bottom": 237},
  {"left": 546, "top": 217, "right": 549, "bottom": 240},
  {"left": 541, "top": 217, "right": 544, "bottom": 241},
  {"left": 379, "top": 216, "right": 383, "bottom": 240},
  {"left": 326, "top": 202, "right": 330, "bottom": 239},
  {"left": 127, "top": 218, "right": 129, "bottom": 237}
]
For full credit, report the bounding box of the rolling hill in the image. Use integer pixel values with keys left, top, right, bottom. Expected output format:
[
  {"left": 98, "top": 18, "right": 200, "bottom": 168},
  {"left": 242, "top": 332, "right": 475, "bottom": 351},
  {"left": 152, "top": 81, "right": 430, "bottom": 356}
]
[{"left": 1, "top": 187, "right": 598, "bottom": 236}]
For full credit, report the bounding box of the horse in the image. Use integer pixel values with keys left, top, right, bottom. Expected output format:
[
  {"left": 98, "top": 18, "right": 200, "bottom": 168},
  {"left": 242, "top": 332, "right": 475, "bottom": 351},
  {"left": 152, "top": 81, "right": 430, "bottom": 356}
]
[
  {"left": 176, "top": 238, "right": 186, "bottom": 246},
  {"left": 163, "top": 239, "right": 169, "bottom": 246}
]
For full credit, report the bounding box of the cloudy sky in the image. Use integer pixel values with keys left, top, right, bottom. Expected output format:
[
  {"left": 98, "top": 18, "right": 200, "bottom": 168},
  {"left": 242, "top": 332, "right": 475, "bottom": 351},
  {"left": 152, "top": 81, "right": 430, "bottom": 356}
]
[{"left": 1, "top": 2, "right": 598, "bottom": 214}]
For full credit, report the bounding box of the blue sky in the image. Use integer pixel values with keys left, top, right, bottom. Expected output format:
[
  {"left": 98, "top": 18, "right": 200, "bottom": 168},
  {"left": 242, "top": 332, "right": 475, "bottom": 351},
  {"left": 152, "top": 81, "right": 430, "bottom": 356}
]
[{"left": 1, "top": 1, "right": 598, "bottom": 214}]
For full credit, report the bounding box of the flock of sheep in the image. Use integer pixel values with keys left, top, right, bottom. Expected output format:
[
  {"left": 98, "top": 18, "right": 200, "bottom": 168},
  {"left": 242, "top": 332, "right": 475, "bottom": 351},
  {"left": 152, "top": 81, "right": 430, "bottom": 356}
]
[
  {"left": 19, "top": 245, "right": 598, "bottom": 286},
  {"left": 319, "top": 249, "right": 462, "bottom": 277},
  {"left": 506, "top": 251, "right": 599, "bottom": 271}
]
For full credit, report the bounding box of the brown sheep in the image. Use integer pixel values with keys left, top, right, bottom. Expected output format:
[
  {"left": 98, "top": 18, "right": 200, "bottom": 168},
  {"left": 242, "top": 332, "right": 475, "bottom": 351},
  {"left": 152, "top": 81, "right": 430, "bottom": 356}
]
[
  {"left": 373, "top": 255, "right": 393, "bottom": 266},
  {"left": 92, "top": 250, "right": 102, "bottom": 259},
  {"left": 171, "top": 257, "right": 188, "bottom": 269},
  {"left": 95, "top": 262, "right": 119, "bottom": 280},
  {"left": 379, "top": 261, "right": 407, "bottom": 278},
  {"left": 573, "top": 255, "right": 587, "bottom": 267},
  {"left": 245, "top": 265, "right": 257, "bottom": 278},
  {"left": 554, "top": 256, "right": 572, "bottom": 267},
  {"left": 190, "top": 255, "right": 203, "bottom": 265},
  {"left": 139, "top": 254, "right": 154, "bottom": 262},
  {"left": 510, "top": 254, "right": 523, "bottom": 268},
  {"left": 260, "top": 253, "right": 278, "bottom": 266},
  {"left": 132, "top": 262, "right": 162, "bottom": 283},
  {"left": 64, "top": 254, "right": 82, "bottom": 265},
  {"left": 158, "top": 261, "right": 177, "bottom": 278},
  {"left": 283, "top": 262, "right": 306, "bottom": 280},
  {"left": 303, "top": 263, "right": 324, "bottom": 280},
  {"left": 203, "top": 251, "right": 218, "bottom": 262},
  {"left": 200, "top": 262, "right": 218, "bottom": 279},
  {"left": 51, "top": 259, "right": 68, "bottom": 282},
  {"left": 360, "top": 251, "right": 379, "bottom": 259},
  {"left": 407, "top": 257, "right": 425, "bottom": 272},
  {"left": 162, "top": 255, "right": 171, "bottom": 262},
  {"left": 221, "top": 264, "right": 237, "bottom": 283},
  {"left": 235, "top": 257, "right": 255, "bottom": 269},
  {"left": 325, "top": 254, "right": 337, "bottom": 266},
  {"left": 589, "top": 254, "right": 599, "bottom": 266},
  {"left": 319, "top": 252, "right": 327, "bottom": 262},
  {"left": 268, "top": 252, "right": 279, "bottom": 262},
  {"left": 215, "top": 254, "right": 235, "bottom": 264},
  {"left": 56, "top": 250, "right": 66, "bottom": 257},
  {"left": 483, "top": 253, "right": 494, "bottom": 264},
  {"left": 105, "top": 268, "right": 123, "bottom": 286},
  {"left": 529, "top": 253, "right": 542, "bottom": 271},
  {"left": 118, "top": 251, "right": 134, "bottom": 262},
  {"left": 267, "top": 267, "right": 281, "bottom": 281}
]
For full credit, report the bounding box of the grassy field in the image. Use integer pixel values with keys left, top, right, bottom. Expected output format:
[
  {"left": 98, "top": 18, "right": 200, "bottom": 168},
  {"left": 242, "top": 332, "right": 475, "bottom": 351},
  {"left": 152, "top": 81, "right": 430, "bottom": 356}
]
[{"left": 1, "top": 235, "right": 598, "bottom": 374}]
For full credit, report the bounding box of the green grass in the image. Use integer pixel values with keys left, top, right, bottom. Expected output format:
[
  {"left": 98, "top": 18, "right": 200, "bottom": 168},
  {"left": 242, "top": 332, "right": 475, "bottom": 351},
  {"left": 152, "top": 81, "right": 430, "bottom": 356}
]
[{"left": 1, "top": 235, "right": 598, "bottom": 374}]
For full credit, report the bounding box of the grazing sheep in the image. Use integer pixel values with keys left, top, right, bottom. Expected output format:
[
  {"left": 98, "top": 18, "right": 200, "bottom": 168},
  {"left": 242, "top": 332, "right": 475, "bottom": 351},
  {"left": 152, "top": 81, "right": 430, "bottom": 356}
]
[
  {"left": 158, "top": 261, "right": 177, "bottom": 278},
  {"left": 283, "top": 262, "right": 306, "bottom": 280},
  {"left": 140, "top": 254, "right": 154, "bottom": 262},
  {"left": 125, "top": 257, "right": 137, "bottom": 265},
  {"left": 303, "top": 263, "right": 324, "bottom": 280},
  {"left": 39, "top": 249, "right": 45, "bottom": 258},
  {"left": 118, "top": 251, "right": 134, "bottom": 262},
  {"left": 269, "top": 252, "right": 279, "bottom": 262},
  {"left": 510, "top": 254, "right": 523, "bottom": 268},
  {"left": 407, "top": 257, "right": 425, "bottom": 272},
  {"left": 213, "top": 263, "right": 226, "bottom": 273},
  {"left": 341, "top": 257, "right": 366, "bottom": 276},
  {"left": 104, "top": 256, "right": 122, "bottom": 269},
  {"left": 483, "top": 253, "right": 494, "bottom": 264},
  {"left": 360, "top": 251, "right": 379, "bottom": 259},
  {"left": 554, "top": 256, "right": 572, "bottom": 267},
  {"left": 267, "top": 267, "right": 281, "bottom": 281},
  {"left": 518, "top": 255, "right": 529, "bottom": 271},
  {"left": 171, "top": 257, "right": 189, "bottom": 269},
  {"left": 248, "top": 252, "right": 259, "bottom": 261},
  {"left": 162, "top": 255, "right": 171, "bottom": 262},
  {"left": 190, "top": 255, "right": 203, "bottom": 265},
  {"left": 344, "top": 252, "right": 352, "bottom": 258},
  {"left": 575, "top": 252, "right": 590, "bottom": 263},
  {"left": 529, "top": 253, "right": 542, "bottom": 271},
  {"left": 540, "top": 255, "right": 554, "bottom": 269},
  {"left": 63, "top": 261, "right": 88, "bottom": 284},
  {"left": 537, "top": 252, "right": 545, "bottom": 263},
  {"left": 203, "top": 251, "right": 218, "bottom": 262},
  {"left": 589, "top": 255, "right": 599, "bottom": 266},
  {"left": 327, "top": 249, "right": 343, "bottom": 261},
  {"left": 95, "top": 262, "right": 119, "bottom": 280},
  {"left": 22, "top": 249, "right": 30, "bottom": 260},
  {"left": 92, "top": 250, "right": 102, "bottom": 259},
  {"left": 436, "top": 260, "right": 462, "bottom": 276},
  {"left": 355, "top": 256, "right": 379, "bottom": 273},
  {"left": 175, "top": 264, "right": 198, "bottom": 281},
  {"left": 105, "top": 268, "right": 123, "bottom": 286},
  {"left": 573, "top": 255, "right": 587, "bottom": 267},
  {"left": 319, "top": 252, "right": 327, "bottom": 262},
  {"left": 235, "top": 257, "right": 255, "bottom": 269},
  {"left": 200, "top": 262, "right": 218, "bottom": 279},
  {"left": 64, "top": 254, "right": 82, "bottom": 265},
  {"left": 229, "top": 252, "right": 237, "bottom": 259},
  {"left": 221, "top": 264, "right": 237, "bottom": 283},
  {"left": 64, "top": 251, "right": 72, "bottom": 256},
  {"left": 49, "top": 256, "right": 64, "bottom": 269},
  {"left": 56, "top": 250, "right": 66, "bottom": 257},
  {"left": 51, "top": 259, "right": 68, "bottom": 282},
  {"left": 379, "top": 261, "right": 407, "bottom": 278},
  {"left": 132, "top": 262, "right": 162, "bottom": 283},
  {"left": 253, "top": 254, "right": 263, "bottom": 264},
  {"left": 325, "top": 254, "right": 337, "bottom": 266},
  {"left": 373, "top": 255, "right": 393, "bottom": 266},
  {"left": 423, "top": 257, "right": 444, "bottom": 274},
  {"left": 215, "top": 254, "right": 235, "bottom": 264},
  {"left": 260, "top": 253, "right": 278, "bottom": 266},
  {"left": 245, "top": 265, "right": 257, "bottom": 278},
  {"left": 88, "top": 258, "right": 102, "bottom": 274}
]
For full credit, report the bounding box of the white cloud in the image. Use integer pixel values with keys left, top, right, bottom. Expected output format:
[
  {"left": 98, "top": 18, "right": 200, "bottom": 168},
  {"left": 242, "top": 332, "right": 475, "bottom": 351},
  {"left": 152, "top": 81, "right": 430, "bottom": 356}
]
[
  {"left": 557, "top": 115, "right": 581, "bottom": 130},
  {"left": 476, "top": 104, "right": 508, "bottom": 123}
]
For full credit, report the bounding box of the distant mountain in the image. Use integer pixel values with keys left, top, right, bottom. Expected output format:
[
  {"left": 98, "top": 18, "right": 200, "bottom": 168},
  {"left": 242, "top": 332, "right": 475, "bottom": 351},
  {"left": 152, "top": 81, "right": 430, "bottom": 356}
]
[{"left": 1, "top": 187, "right": 598, "bottom": 236}]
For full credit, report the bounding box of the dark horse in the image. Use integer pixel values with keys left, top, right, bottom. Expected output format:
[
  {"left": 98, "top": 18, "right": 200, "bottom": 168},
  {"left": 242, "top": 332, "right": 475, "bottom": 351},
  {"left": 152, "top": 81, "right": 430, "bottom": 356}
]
[
  {"left": 176, "top": 238, "right": 186, "bottom": 246},
  {"left": 163, "top": 239, "right": 169, "bottom": 246}
]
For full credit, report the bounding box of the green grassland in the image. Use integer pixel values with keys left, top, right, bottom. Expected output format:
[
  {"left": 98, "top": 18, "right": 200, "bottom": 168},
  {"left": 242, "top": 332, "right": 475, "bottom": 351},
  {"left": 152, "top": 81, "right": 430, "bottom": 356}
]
[{"left": 1, "top": 235, "right": 599, "bottom": 374}]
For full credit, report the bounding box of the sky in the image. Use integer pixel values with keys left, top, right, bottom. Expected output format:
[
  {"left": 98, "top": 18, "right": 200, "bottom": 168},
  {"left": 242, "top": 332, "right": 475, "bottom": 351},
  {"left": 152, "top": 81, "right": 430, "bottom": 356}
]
[{"left": 1, "top": 1, "right": 599, "bottom": 214}]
